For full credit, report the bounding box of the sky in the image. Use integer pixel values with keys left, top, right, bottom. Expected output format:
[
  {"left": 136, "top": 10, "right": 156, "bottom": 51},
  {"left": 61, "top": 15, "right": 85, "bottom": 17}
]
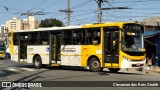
[{"left": 0, "top": 0, "right": 160, "bottom": 26}]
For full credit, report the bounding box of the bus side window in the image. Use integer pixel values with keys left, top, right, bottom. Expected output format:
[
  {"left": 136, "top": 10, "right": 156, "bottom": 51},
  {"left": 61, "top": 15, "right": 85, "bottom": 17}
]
[
  {"left": 39, "top": 32, "right": 49, "bottom": 45},
  {"left": 86, "top": 30, "right": 92, "bottom": 44},
  {"left": 73, "top": 30, "right": 85, "bottom": 45},
  {"left": 86, "top": 28, "right": 100, "bottom": 45},
  {"left": 28, "top": 32, "right": 38, "bottom": 45},
  {"left": 92, "top": 31, "right": 100, "bottom": 44},
  {"left": 62, "top": 30, "right": 72, "bottom": 45},
  {"left": 73, "top": 32, "right": 78, "bottom": 44}
]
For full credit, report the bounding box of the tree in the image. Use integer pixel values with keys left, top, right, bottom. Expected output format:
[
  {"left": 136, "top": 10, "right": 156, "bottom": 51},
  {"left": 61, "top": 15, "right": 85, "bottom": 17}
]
[{"left": 39, "top": 18, "right": 64, "bottom": 27}]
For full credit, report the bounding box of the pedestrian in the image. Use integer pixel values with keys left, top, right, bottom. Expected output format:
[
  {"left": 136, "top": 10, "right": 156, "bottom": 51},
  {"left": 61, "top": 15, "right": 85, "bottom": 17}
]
[
  {"left": 146, "top": 58, "right": 152, "bottom": 74},
  {"left": 151, "top": 54, "right": 155, "bottom": 65},
  {"left": 146, "top": 57, "right": 150, "bottom": 64}
]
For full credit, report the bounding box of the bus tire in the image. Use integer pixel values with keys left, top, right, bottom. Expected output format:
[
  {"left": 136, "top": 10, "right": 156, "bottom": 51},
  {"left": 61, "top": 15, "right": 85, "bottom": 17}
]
[
  {"left": 108, "top": 68, "right": 120, "bottom": 73},
  {"left": 88, "top": 57, "right": 102, "bottom": 72},
  {"left": 33, "top": 56, "right": 42, "bottom": 69}
]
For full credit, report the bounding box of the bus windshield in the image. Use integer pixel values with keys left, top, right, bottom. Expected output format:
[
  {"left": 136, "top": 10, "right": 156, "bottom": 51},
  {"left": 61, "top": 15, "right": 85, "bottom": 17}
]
[{"left": 122, "top": 24, "right": 144, "bottom": 52}]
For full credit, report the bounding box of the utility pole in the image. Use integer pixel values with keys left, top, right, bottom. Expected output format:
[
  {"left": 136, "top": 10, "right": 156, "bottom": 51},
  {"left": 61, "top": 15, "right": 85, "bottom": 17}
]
[
  {"left": 95, "top": 0, "right": 131, "bottom": 23},
  {"left": 97, "top": 0, "right": 102, "bottom": 23},
  {"left": 67, "top": 0, "right": 71, "bottom": 26},
  {"left": 60, "top": 0, "right": 73, "bottom": 26}
]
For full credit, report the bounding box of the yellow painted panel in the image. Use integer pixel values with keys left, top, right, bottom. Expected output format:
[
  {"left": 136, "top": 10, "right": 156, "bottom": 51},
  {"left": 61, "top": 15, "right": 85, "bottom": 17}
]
[
  {"left": 0, "top": 54, "right": 4, "bottom": 56},
  {"left": 10, "top": 30, "right": 14, "bottom": 54},
  {"left": 112, "top": 63, "right": 119, "bottom": 67},
  {"left": 51, "top": 64, "right": 60, "bottom": 66},
  {"left": 120, "top": 51, "right": 145, "bottom": 60},
  {"left": 104, "top": 63, "right": 119, "bottom": 68},
  {"left": 105, "top": 63, "right": 111, "bottom": 67},
  {"left": 81, "top": 45, "right": 102, "bottom": 67}
]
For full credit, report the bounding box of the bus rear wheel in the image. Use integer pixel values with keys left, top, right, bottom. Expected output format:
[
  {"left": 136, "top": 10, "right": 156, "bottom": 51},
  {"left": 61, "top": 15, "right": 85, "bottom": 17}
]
[
  {"left": 33, "top": 56, "right": 42, "bottom": 69},
  {"left": 108, "top": 68, "right": 120, "bottom": 73},
  {"left": 89, "top": 57, "right": 102, "bottom": 72}
]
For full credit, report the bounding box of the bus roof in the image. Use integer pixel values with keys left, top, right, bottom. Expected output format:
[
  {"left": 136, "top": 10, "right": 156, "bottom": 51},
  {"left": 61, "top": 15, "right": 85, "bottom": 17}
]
[
  {"left": 11, "top": 22, "right": 140, "bottom": 33},
  {"left": 82, "top": 22, "right": 138, "bottom": 28},
  {"left": 12, "top": 26, "right": 82, "bottom": 33}
]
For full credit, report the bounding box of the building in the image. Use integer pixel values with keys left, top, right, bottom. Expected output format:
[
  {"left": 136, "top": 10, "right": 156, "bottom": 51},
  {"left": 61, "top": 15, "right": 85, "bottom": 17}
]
[
  {"left": 5, "top": 16, "right": 39, "bottom": 31},
  {"left": 23, "top": 16, "right": 39, "bottom": 30},
  {"left": 141, "top": 16, "right": 160, "bottom": 31},
  {"left": 0, "top": 25, "right": 9, "bottom": 48},
  {"left": 142, "top": 16, "right": 160, "bottom": 66},
  {"left": 6, "top": 17, "right": 23, "bottom": 31}
]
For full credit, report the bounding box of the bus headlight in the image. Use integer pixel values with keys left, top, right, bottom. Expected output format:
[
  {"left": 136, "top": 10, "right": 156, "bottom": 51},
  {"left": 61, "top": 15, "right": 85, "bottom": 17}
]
[{"left": 122, "top": 56, "right": 131, "bottom": 61}]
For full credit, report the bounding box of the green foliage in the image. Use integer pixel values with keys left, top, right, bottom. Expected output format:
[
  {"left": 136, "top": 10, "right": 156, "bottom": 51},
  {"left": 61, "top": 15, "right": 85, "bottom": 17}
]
[{"left": 39, "top": 18, "right": 64, "bottom": 27}]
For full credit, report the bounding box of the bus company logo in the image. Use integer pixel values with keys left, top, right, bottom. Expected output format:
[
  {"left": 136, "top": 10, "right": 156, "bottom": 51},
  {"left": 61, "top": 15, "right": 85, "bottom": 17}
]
[
  {"left": 62, "top": 48, "right": 76, "bottom": 52},
  {"left": 2, "top": 82, "right": 11, "bottom": 87},
  {"left": 46, "top": 47, "right": 49, "bottom": 52}
]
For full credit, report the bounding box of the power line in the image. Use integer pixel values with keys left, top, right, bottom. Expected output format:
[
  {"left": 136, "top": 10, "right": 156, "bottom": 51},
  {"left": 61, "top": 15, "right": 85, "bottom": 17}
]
[
  {"left": 0, "top": 4, "right": 27, "bottom": 12},
  {"left": 41, "top": 0, "right": 62, "bottom": 11},
  {"left": 111, "top": 0, "right": 160, "bottom": 3},
  {"left": 73, "top": 9, "right": 97, "bottom": 12},
  {"left": 125, "top": 0, "right": 143, "bottom": 7},
  {"left": 71, "top": 0, "right": 93, "bottom": 10},
  {"left": 59, "top": 0, "right": 72, "bottom": 26},
  {"left": 132, "top": 8, "right": 160, "bottom": 10},
  {"left": 71, "top": 11, "right": 97, "bottom": 17},
  {"left": 28, "top": 0, "right": 48, "bottom": 12},
  {"left": 117, "top": 11, "right": 160, "bottom": 15},
  {"left": 71, "top": 15, "right": 97, "bottom": 25}
]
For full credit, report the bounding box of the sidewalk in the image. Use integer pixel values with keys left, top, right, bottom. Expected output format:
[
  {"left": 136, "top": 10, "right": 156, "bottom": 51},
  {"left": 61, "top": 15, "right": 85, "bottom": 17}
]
[
  {"left": 143, "top": 65, "right": 160, "bottom": 76},
  {"left": 150, "top": 65, "right": 160, "bottom": 72},
  {"left": 144, "top": 65, "right": 160, "bottom": 72}
]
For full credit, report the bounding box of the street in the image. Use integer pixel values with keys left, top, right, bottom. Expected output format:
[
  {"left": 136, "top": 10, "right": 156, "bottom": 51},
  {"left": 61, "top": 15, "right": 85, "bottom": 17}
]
[{"left": 0, "top": 59, "right": 160, "bottom": 90}]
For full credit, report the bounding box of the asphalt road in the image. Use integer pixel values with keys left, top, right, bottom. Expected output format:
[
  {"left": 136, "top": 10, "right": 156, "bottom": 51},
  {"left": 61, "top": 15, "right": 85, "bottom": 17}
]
[{"left": 0, "top": 59, "right": 160, "bottom": 90}]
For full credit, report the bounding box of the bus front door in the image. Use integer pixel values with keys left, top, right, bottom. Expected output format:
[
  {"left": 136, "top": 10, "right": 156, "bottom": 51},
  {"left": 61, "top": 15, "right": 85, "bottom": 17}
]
[
  {"left": 19, "top": 34, "right": 28, "bottom": 62},
  {"left": 50, "top": 34, "right": 61, "bottom": 64},
  {"left": 104, "top": 27, "right": 119, "bottom": 68}
]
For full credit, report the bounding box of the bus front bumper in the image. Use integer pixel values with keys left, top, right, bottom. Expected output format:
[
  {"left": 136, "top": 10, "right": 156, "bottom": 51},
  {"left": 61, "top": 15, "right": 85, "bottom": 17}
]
[{"left": 120, "top": 58, "right": 146, "bottom": 68}]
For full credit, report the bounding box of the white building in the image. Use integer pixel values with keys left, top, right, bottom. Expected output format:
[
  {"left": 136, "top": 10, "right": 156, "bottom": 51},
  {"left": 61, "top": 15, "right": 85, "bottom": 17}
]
[
  {"left": 23, "top": 16, "right": 39, "bottom": 29},
  {"left": 6, "top": 17, "right": 23, "bottom": 31},
  {"left": 5, "top": 16, "right": 39, "bottom": 31}
]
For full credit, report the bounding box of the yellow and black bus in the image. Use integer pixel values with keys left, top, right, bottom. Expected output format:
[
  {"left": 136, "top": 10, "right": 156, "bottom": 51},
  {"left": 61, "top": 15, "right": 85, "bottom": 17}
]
[{"left": 10, "top": 22, "right": 146, "bottom": 72}]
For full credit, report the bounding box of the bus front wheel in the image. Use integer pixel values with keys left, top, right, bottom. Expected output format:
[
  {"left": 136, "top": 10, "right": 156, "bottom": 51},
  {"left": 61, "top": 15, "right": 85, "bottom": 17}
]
[
  {"left": 33, "top": 56, "right": 42, "bottom": 69},
  {"left": 108, "top": 68, "right": 120, "bottom": 73},
  {"left": 88, "top": 57, "right": 102, "bottom": 72}
]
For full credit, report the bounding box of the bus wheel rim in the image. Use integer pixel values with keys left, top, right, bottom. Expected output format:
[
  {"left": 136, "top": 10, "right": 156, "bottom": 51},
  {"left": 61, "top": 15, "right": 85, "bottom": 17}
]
[
  {"left": 35, "top": 59, "right": 40, "bottom": 66},
  {"left": 92, "top": 61, "right": 99, "bottom": 69}
]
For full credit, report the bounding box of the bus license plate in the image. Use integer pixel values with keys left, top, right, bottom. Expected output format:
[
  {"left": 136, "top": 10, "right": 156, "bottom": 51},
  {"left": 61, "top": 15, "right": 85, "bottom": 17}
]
[{"left": 136, "top": 63, "right": 141, "bottom": 67}]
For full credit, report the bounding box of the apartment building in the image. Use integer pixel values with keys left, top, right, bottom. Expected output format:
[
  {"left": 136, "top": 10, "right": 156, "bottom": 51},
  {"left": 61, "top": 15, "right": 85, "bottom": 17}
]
[
  {"left": 23, "top": 16, "right": 39, "bottom": 30},
  {"left": 5, "top": 16, "right": 39, "bottom": 31},
  {"left": 6, "top": 17, "right": 23, "bottom": 31}
]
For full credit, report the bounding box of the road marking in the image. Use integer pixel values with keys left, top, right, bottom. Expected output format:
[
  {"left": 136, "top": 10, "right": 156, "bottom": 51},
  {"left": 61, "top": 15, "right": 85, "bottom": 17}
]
[
  {"left": 40, "top": 68, "right": 48, "bottom": 70},
  {"left": 7, "top": 68, "right": 18, "bottom": 71},
  {"left": 20, "top": 68, "right": 36, "bottom": 71}
]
